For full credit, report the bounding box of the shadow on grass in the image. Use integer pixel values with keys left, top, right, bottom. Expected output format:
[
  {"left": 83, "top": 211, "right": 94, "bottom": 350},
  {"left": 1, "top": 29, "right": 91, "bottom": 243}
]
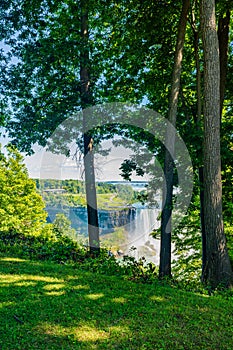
[{"left": 0, "top": 257, "right": 233, "bottom": 350}]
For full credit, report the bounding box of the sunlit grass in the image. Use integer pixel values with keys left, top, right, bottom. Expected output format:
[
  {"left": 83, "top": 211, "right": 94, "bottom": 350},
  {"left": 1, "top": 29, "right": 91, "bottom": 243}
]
[
  {"left": 74, "top": 324, "right": 110, "bottom": 342},
  {"left": 86, "top": 293, "right": 105, "bottom": 300},
  {"left": 97, "top": 193, "right": 129, "bottom": 209},
  {"left": 111, "top": 297, "right": 127, "bottom": 304},
  {"left": 0, "top": 256, "right": 233, "bottom": 349},
  {"left": 59, "top": 192, "right": 130, "bottom": 210}
]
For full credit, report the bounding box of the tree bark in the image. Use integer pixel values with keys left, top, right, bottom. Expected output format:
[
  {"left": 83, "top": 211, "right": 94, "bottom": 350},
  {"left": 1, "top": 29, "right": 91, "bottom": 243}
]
[
  {"left": 80, "top": 0, "right": 100, "bottom": 253},
  {"left": 218, "top": 10, "right": 230, "bottom": 119},
  {"left": 159, "top": 0, "right": 190, "bottom": 278},
  {"left": 200, "top": 0, "right": 233, "bottom": 288},
  {"left": 191, "top": 16, "right": 207, "bottom": 278}
]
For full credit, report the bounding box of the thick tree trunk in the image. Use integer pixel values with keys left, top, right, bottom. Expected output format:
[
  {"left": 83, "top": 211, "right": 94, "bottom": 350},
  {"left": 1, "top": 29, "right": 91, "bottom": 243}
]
[
  {"left": 159, "top": 0, "right": 190, "bottom": 278},
  {"left": 80, "top": 0, "right": 100, "bottom": 253},
  {"left": 200, "top": 0, "right": 233, "bottom": 288}
]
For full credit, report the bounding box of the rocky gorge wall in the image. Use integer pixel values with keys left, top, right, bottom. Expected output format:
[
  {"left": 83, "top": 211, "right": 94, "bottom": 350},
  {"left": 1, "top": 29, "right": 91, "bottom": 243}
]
[{"left": 46, "top": 206, "right": 136, "bottom": 235}]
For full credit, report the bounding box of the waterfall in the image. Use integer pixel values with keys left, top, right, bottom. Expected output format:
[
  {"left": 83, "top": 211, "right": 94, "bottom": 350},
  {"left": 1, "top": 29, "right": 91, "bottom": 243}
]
[
  {"left": 125, "top": 208, "right": 161, "bottom": 264},
  {"left": 46, "top": 204, "right": 164, "bottom": 265}
]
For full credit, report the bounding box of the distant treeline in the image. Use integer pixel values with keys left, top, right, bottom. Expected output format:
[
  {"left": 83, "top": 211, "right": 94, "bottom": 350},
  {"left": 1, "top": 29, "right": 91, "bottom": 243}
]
[{"left": 34, "top": 179, "right": 138, "bottom": 209}]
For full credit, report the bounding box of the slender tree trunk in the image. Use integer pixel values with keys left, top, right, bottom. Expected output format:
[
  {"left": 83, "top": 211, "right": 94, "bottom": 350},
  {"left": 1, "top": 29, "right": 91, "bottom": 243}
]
[
  {"left": 80, "top": 0, "right": 100, "bottom": 253},
  {"left": 200, "top": 0, "right": 233, "bottom": 288},
  {"left": 218, "top": 10, "right": 230, "bottom": 119},
  {"left": 191, "top": 17, "right": 207, "bottom": 277},
  {"left": 159, "top": 0, "right": 190, "bottom": 278}
]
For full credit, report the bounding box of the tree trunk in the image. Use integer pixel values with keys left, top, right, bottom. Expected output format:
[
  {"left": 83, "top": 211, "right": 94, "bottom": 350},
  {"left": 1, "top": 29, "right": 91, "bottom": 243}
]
[
  {"left": 200, "top": 0, "right": 233, "bottom": 288},
  {"left": 218, "top": 10, "right": 230, "bottom": 119},
  {"left": 159, "top": 0, "right": 190, "bottom": 278},
  {"left": 191, "top": 18, "right": 207, "bottom": 278},
  {"left": 80, "top": 0, "right": 100, "bottom": 253}
]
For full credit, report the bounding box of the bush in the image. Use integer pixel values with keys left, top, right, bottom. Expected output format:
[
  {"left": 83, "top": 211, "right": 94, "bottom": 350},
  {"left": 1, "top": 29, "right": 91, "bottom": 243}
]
[{"left": 0, "top": 225, "right": 87, "bottom": 263}]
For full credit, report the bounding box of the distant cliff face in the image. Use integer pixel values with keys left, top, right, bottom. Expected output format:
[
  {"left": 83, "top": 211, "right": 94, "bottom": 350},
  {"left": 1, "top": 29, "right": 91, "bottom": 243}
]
[
  {"left": 98, "top": 208, "right": 136, "bottom": 233},
  {"left": 46, "top": 206, "right": 136, "bottom": 235}
]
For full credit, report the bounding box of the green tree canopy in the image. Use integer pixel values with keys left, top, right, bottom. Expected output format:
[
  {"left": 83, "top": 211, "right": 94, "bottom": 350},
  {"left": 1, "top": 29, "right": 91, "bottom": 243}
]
[{"left": 0, "top": 145, "right": 47, "bottom": 235}]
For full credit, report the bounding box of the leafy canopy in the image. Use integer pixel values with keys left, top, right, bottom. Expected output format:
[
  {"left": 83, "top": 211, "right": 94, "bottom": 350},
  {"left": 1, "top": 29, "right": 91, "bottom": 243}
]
[{"left": 0, "top": 145, "right": 47, "bottom": 235}]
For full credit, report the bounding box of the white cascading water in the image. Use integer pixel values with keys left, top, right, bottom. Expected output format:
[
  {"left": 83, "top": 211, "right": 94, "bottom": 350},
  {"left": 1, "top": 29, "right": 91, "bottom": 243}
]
[{"left": 123, "top": 207, "right": 161, "bottom": 265}]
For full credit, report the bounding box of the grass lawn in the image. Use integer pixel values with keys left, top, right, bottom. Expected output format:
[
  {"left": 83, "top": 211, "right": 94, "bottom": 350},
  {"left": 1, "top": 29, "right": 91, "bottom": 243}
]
[{"left": 0, "top": 256, "right": 233, "bottom": 350}]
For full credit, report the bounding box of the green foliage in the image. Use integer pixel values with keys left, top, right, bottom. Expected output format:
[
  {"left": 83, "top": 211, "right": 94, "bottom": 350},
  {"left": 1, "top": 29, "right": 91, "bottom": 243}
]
[
  {"left": 0, "top": 222, "right": 158, "bottom": 283},
  {"left": 171, "top": 193, "right": 202, "bottom": 282},
  {"left": 42, "top": 191, "right": 86, "bottom": 208},
  {"left": 80, "top": 247, "right": 158, "bottom": 283},
  {"left": 121, "top": 254, "right": 158, "bottom": 283},
  {"left": 119, "top": 159, "right": 145, "bottom": 181},
  {"left": 62, "top": 179, "right": 83, "bottom": 193},
  {"left": 225, "top": 225, "right": 233, "bottom": 266},
  {"left": 96, "top": 182, "right": 116, "bottom": 194},
  {"left": 0, "top": 146, "right": 47, "bottom": 235},
  {"left": 53, "top": 213, "right": 77, "bottom": 239},
  {"left": 221, "top": 113, "right": 233, "bottom": 226},
  {"left": 114, "top": 183, "right": 136, "bottom": 203},
  {"left": 36, "top": 179, "right": 136, "bottom": 209},
  {"left": 0, "top": 226, "right": 87, "bottom": 264},
  {"left": 37, "top": 179, "right": 85, "bottom": 193},
  {"left": 100, "top": 226, "right": 127, "bottom": 251}
]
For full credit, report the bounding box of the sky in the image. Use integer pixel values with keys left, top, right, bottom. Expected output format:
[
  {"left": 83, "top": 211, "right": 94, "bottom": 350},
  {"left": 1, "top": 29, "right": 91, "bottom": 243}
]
[{"left": 23, "top": 139, "right": 151, "bottom": 182}]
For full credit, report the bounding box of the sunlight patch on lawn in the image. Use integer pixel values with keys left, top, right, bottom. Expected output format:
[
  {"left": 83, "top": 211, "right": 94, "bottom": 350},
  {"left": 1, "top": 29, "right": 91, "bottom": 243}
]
[
  {"left": 36, "top": 322, "right": 110, "bottom": 343},
  {"left": 0, "top": 274, "right": 64, "bottom": 284},
  {"left": 43, "top": 283, "right": 66, "bottom": 291},
  {"left": 43, "top": 283, "right": 67, "bottom": 296},
  {"left": 0, "top": 301, "right": 16, "bottom": 308},
  {"left": 150, "top": 295, "right": 165, "bottom": 302},
  {"left": 111, "top": 297, "right": 127, "bottom": 303},
  {"left": 71, "top": 284, "right": 90, "bottom": 291},
  {"left": 74, "top": 325, "right": 109, "bottom": 341},
  {"left": 0, "top": 274, "right": 66, "bottom": 294},
  {"left": 0, "top": 275, "right": 26, "bottom": 284},
  {"left": 86, "top": 293, "right": 105, "bottom": 300},
  {"left": 0, "top": 257, "right": 27, "bottom": 262},
  {"left": 11, "top": 281, "right": 37, "bottom": 287},
  {"left": 36, "top": 322, "right": 68, "bottom": 337},
  {"left": 44, "top": 290, "right": 66, "bottom": 296}
]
